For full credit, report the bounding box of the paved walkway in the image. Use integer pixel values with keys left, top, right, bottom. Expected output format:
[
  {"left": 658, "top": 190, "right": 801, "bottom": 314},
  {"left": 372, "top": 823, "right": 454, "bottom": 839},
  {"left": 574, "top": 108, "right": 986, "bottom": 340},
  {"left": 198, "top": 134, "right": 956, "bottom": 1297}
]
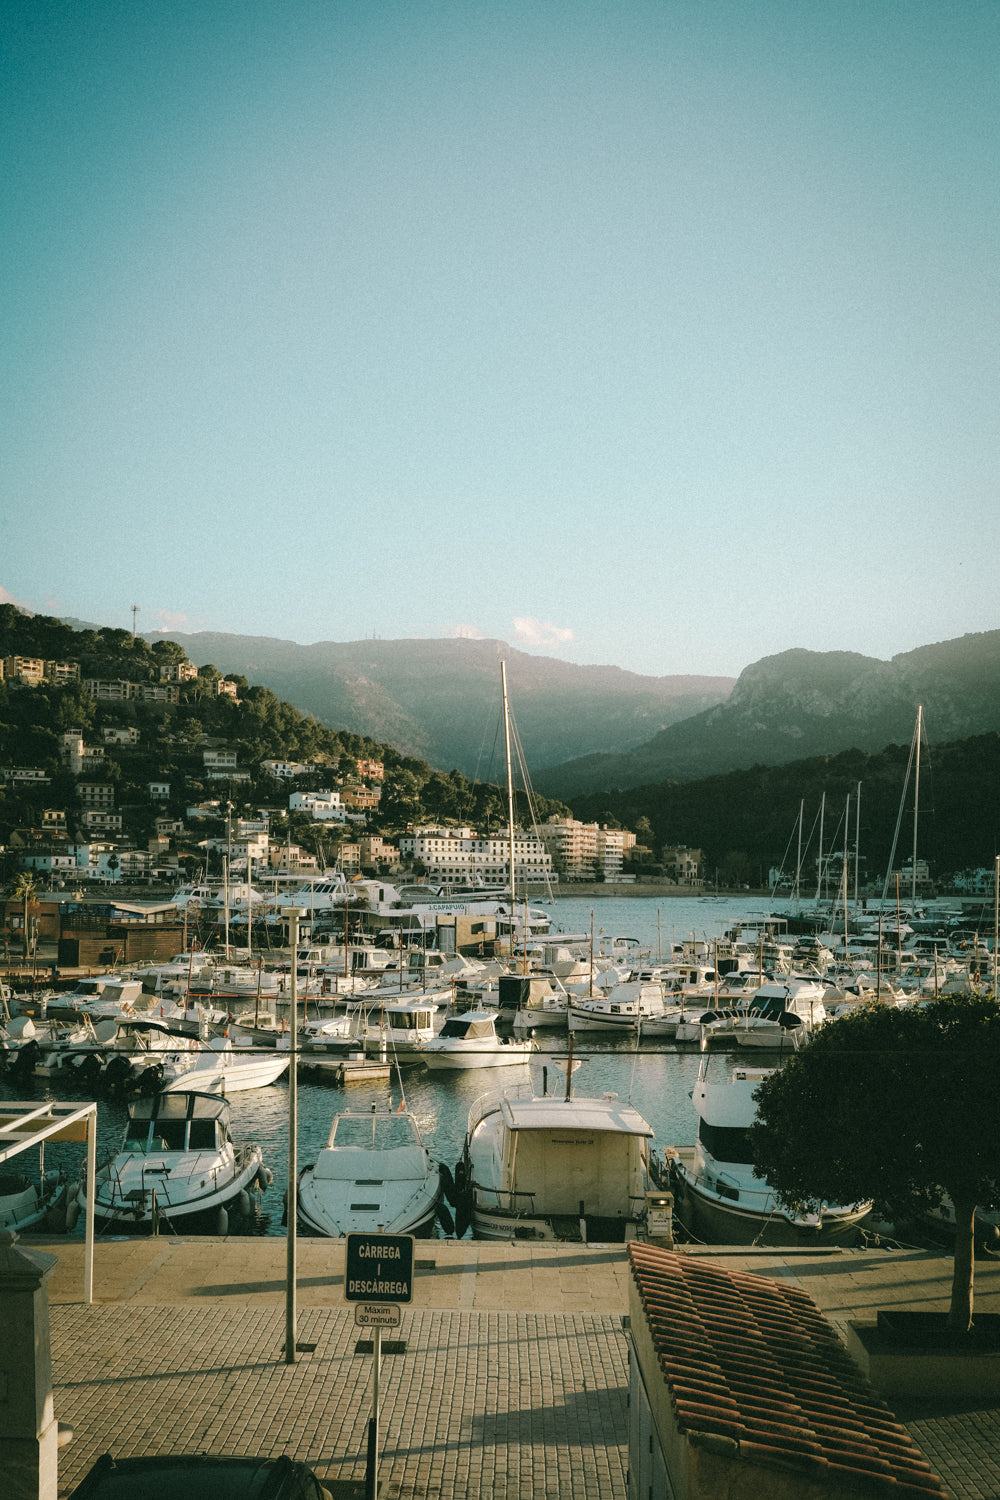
[{"left": 24, "top": 1237, "right": 1000, "bottom": 1499}]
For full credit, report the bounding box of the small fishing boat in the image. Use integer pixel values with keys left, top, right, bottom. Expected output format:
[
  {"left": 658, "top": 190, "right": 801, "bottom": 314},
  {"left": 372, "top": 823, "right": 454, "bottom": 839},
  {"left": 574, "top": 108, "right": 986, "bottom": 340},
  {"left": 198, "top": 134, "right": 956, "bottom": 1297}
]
[
  {"left": 566, "top": 981, "right": 666, "bottom": 1034},
  {"left": 79, "top": 1090, "right": 269, "bottom": 1234},
  {"left": 297, "top": 1106, "right": 445, "bottom": 1237}
]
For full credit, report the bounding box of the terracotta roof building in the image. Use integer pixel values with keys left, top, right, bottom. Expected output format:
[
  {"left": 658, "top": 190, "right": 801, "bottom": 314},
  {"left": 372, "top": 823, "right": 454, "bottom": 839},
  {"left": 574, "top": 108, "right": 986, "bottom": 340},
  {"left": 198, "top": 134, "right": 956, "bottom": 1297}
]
[{"left": 627, "top": 1243, "right": 947, "bottom": 1500}]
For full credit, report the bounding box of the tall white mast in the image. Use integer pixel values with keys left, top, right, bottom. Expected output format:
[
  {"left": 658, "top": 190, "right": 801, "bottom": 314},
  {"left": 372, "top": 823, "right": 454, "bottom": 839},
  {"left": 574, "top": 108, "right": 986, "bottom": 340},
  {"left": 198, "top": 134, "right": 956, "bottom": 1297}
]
[
  {"left": 500, "top": 661, "right": 517, "bottom": 928},
  {"left": 911, "top": 704, "right": 922, "bottom": 906}
]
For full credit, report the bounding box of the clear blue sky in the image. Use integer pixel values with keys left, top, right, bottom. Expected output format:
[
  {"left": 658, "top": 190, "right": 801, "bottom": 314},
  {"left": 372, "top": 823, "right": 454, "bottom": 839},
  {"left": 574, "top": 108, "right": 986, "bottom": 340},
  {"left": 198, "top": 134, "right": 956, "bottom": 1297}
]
[{"left": 3, "top": 1, "right": 997, "bottom": 677}]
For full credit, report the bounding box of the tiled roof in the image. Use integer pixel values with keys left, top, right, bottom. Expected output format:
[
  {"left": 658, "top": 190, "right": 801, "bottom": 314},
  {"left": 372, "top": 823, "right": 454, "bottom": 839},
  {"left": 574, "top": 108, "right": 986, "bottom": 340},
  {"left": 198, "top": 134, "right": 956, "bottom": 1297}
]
[{"left": 628, "top": 1244, "right": 947, "bottom": 1498}]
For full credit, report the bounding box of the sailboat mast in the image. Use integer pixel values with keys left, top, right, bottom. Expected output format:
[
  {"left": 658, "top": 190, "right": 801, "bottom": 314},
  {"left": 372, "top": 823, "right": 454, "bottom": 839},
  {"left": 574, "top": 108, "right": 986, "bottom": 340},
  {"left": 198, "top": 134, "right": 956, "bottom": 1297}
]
[
  {"left": 814, "top": 794, "right": 825, "bottom": 904},
  {"left": 854, "top": 781, "right": 862, "bottom": 905},
  {"left": 500, "top": 660, "right": 517, "bottom": 933},
  {"left": 911, "top": 704, "right": 922, "bottom": 907}
]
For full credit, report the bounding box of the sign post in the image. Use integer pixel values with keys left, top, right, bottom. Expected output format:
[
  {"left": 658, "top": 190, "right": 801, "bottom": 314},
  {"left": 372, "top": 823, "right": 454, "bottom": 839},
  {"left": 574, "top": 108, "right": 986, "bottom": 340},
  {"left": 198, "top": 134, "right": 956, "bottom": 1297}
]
[{"left": 344, "top": 1233, "right": 414, "bottom": 1500}]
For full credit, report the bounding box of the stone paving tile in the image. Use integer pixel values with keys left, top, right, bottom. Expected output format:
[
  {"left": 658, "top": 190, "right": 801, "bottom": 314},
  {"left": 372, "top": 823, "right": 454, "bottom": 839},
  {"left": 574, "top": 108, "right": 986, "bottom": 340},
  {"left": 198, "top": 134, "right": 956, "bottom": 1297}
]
[{"left": 50, "top": 1304, "right": 630, "bottom": 1500}]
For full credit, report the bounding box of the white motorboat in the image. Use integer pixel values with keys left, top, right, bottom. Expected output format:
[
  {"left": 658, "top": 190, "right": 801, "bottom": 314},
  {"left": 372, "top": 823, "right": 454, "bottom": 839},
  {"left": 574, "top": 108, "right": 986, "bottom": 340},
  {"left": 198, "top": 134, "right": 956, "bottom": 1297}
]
[
  {"left": 79, "top": 1090, "right": 268, "bottom": 1234},
  {"left": 422, "top": 1011, "right": 535, "bottom": 1070},
  {"left": 46, "top": 976, "right": 147, "bottom": 1021},
  {"left": 159, "top": 1035, "right": 290, "bottom": 1093},
  {"left": 297, "top": 1107, "right": 444, "bottom": 1237},
  {"left": 731, "top": 979, "right": 828, "bottom": 1048},
  {"left": 567, "top": 981, "right": 665, "bottom": 1034},
  {"left": 669, "top": 1055, "right": 871, "bottom": 1246},
  {"left": 0, "top": 1167, "right": 74, "bottom": 1233},
  {"left": 362, "top": 998, "right": 439, "bottom": 1055},
  {"left": 458, "top": 1078, "right": 657, "bottom": 1241}
]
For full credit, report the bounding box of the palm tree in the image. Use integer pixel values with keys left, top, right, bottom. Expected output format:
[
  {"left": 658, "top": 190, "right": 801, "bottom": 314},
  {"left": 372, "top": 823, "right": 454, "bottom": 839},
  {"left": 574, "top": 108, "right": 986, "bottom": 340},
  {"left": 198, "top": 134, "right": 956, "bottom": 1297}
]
[{"left": 9, "top": 871, "right": 38, "bottom": 956}]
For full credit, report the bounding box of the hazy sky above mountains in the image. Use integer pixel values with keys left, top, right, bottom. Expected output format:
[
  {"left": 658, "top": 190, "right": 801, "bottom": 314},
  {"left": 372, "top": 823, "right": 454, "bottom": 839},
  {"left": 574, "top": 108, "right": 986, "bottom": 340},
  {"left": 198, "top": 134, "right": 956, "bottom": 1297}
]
[{"left": 3, "top": 1, "right": 998, "bottom": 677}]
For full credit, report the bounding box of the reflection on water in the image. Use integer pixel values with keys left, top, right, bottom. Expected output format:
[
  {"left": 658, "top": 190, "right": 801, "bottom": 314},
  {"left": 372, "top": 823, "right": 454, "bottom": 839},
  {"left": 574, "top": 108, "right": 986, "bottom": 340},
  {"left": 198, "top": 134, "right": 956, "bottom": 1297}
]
[{"left": 2, "top": 895, "right": 780, "bottom": 1237}]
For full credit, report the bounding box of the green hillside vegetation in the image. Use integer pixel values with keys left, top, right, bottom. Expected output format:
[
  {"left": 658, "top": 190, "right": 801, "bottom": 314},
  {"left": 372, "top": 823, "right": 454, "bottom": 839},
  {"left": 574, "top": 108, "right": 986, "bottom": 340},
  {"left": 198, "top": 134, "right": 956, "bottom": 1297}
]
[
  {"left": 572, "top": 734, "right": 1000, "bottom": 889},
  {"left": 0, "top": 607, "right": 570, "bottom": 875}
]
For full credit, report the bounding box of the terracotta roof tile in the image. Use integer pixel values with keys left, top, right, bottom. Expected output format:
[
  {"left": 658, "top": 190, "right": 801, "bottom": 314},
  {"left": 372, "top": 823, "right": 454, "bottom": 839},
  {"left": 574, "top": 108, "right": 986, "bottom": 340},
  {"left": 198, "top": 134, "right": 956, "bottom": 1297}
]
[{"left": 628, "top": 1244, "right": 948, "bottom": 1498}]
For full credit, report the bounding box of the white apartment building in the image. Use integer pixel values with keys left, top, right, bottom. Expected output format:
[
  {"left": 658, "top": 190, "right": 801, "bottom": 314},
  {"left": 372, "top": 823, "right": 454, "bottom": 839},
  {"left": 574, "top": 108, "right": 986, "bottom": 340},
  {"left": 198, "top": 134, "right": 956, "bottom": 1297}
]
[
  {"left": 538, "top": 817, "right": 634, "bottom": 881},
  {"left": 399, "top": 826, "right": 553, "bottom": 888}
]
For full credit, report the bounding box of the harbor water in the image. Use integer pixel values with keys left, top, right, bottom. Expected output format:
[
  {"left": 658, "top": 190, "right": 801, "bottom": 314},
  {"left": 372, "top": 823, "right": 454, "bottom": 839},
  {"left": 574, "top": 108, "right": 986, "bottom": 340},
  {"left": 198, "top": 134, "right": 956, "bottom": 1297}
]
[{"left": 3, "top": 894, "right": 781, "bottom": 1237}]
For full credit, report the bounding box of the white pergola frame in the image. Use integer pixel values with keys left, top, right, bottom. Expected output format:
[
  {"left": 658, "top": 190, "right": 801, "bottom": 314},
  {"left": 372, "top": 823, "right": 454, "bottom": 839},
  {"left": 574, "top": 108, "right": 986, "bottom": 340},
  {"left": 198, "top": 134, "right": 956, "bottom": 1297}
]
[{"left": 0, "top": 1100, "right": 97, "bottom": 1302}]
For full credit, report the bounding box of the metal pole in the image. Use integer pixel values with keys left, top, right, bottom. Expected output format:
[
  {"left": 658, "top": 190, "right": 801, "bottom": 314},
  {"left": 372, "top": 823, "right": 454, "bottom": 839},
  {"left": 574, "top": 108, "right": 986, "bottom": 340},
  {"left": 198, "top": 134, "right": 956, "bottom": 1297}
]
[
  {"left": 283, "top": 906, "right": 304, "bottom": 1363},
  {"left": 371, "top": 1324, "right": 382, "bottom": 1499},
  {"left": 84, "top": 1104, "right": 96, "bottom": 1304}
]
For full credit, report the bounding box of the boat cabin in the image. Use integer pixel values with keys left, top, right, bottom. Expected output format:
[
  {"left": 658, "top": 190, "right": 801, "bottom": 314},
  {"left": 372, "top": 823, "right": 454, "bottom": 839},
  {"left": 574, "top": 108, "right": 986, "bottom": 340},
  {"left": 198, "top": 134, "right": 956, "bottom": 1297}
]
[
  {"left": 122, "top": 1092, "right": 230, "bottom": 1154},
  {"left": 437, "top": 1014, "right": 498, "bottom": 1042}
]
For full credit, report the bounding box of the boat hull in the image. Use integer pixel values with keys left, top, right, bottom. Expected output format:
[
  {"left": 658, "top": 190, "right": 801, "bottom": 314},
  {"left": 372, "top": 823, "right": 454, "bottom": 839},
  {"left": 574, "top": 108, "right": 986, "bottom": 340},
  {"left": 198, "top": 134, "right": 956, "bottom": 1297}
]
[{"left": 672, "top": 1162, "right": 871, "bottom": 1247}]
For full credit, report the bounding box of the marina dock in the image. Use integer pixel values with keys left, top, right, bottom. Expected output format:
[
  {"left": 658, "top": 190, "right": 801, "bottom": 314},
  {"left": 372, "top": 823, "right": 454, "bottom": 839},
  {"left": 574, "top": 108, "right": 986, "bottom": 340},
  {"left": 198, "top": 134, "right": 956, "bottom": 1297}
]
[{"left": 25, "top": 1235, "right": 1000, "bottom": 1500}]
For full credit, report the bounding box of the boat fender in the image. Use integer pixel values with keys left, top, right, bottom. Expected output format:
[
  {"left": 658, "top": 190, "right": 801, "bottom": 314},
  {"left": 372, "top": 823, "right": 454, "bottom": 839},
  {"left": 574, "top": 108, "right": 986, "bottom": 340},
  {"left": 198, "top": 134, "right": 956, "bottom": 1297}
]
[
  {"left": 256, "top": 1165, "right": 274, "bottom": 1192},
  {"left": 215, "top": 1205, "right": 229, "bottom": 1236},
  {"left": 64, "top": 1197, "right": 80, "bottom": 1234},
  {"left": 454, "top": 1201, "right": 471, "bottom": 1240},
  {"left": 437, "top": 1196, "right": 456, "bottom": 1235},
  {"left": 438, "top": 1162, "right": 459, "bottom": 1207},
  {"left": 237, "top": 1189, "right": 252, "bottom": 1218}
]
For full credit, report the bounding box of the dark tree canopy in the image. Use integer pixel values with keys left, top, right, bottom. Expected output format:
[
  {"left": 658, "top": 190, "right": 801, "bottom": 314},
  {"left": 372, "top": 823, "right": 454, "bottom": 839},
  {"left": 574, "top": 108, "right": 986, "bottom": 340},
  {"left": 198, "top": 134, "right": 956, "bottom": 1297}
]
[{"left": 749, "top": 996, "right": 1000, "bottom": 1330}]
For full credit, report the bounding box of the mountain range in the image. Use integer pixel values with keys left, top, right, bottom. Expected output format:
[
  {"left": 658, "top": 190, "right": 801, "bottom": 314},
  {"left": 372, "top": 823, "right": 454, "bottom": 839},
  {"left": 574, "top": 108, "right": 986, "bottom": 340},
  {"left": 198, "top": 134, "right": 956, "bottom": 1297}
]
[
  {"left": 533, "top": 632, "right": 1000, "bottom": 797},
  {"left": 133, "top": 630, "right": 732, "bottom": 778},
  {"left": 60, "top": 620, "right": 1000, "bottom": 799}
]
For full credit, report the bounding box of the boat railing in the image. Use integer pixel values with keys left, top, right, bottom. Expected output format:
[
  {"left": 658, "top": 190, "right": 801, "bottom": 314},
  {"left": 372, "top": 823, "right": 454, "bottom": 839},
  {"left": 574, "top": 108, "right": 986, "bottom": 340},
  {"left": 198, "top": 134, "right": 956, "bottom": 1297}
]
[
  {"left": 471, "top": 1178, "right": 537, "bottom": 1215},
  {"left": 466, "top": 1079, "right": 536, "bottom": 1137}
]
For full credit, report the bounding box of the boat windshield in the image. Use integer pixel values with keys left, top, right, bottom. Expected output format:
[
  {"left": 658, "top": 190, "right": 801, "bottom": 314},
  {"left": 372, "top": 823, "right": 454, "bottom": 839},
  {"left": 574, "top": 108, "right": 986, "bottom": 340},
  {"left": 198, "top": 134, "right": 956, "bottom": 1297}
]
[{"left": 329, "top": 1113, "right": 422, "bottom": 1150}]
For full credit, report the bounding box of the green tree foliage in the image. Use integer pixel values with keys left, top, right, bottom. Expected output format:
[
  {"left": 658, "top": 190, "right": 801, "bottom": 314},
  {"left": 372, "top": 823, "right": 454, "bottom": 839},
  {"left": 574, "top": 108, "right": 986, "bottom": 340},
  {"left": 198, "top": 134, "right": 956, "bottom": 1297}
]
[
  {"left": 572, "top": 735, "right": 1000, "bottom": 882},
  {"left": 748, "top": 997, "right": 1000, "bottom": 1333}
]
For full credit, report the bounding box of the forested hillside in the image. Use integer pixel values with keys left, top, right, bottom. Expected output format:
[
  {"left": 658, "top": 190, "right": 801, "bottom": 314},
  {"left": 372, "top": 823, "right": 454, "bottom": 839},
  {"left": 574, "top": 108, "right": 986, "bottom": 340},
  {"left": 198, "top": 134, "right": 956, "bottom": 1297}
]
[
  {"left": 0, "top": 608, "right": 570, "bottom": 870},
  {"left": 572, "top": 733, "right": 1000, "bottom": 888}
]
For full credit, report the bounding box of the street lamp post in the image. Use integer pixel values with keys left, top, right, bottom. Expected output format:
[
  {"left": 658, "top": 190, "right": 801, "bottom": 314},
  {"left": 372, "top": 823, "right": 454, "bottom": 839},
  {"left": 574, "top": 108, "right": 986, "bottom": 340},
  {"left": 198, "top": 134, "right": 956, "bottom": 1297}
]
[{"left": 282, "top": 906, "right": 305, "bottom": 1364}]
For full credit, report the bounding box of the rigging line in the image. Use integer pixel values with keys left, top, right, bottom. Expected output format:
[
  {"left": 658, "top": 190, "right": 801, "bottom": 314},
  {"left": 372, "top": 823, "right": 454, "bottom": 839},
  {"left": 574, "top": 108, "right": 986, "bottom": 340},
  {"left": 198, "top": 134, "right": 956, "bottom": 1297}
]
[
  {"left": 880, "top": 714, "right": 922, "bottom": 903},
  {"left": 505, "top": 699, "right": 557, "bottom": 903}
]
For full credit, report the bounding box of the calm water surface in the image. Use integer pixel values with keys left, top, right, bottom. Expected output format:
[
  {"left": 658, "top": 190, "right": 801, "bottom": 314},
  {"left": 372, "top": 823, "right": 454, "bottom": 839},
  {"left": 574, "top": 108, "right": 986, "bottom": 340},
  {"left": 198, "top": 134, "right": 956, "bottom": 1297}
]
[{"left": 4, "top": 895, "right": 781, "bottom": 1236}]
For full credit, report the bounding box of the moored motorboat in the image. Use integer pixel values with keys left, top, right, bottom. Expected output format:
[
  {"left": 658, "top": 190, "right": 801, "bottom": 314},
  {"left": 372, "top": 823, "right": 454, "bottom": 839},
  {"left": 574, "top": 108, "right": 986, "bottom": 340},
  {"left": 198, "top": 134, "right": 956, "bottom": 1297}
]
[
  {"left": 669, "top": 1055, "right": 871, "bottom": 1246},
  {"left": 459, "top": 1077, "right": 657, "bottom": 1241},
  {"left": 79, "top": 1090, "right": 268, "bottom": 1234},
  {"left": 0, "top": 1168, "right": 73, "bottom": 1233},
  {"left": 422, "top": 1011, "right": 535, "bottom": 1070},
  {"left": 567, "top": 981, "right": 665, "bottom": 1034},
  {"left": 362, "top": 998, "right": 439, "bottom": 1056},
  {"left": 159, "top": 1035, "right": 290, "bottom": 1093},
  {"left": 297, "top": 1106, "right": 444, "bottom": 1237}
]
